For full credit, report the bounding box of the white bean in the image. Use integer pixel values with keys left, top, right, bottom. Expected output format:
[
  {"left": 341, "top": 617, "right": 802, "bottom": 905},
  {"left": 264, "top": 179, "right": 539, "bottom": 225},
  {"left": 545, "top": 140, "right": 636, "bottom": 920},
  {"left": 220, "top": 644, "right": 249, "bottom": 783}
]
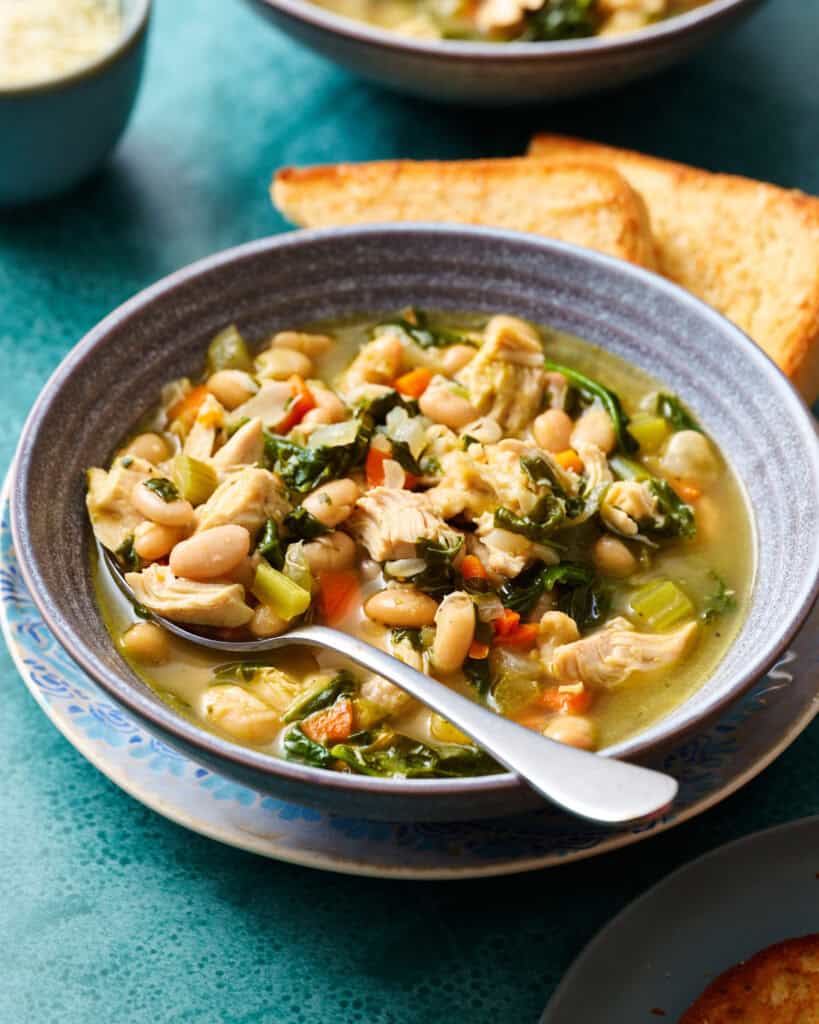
[
  {"left": 255, "top": 347, "right": 313, "bottom": 380},
  {"left": 300, "top": 385, "right": 347, "bottom": 430},
  {"left": 133, "top": 521, "right": 185, "bottom": 562},
  {"left": 272, "top": 331, "right": 334, "bottom": 358},
  {"left": 364, "top": 588, "right": 438, "bottom": 628},
  {"left": 302, "top": 531, "right": 356, "bottom": 573},
  {"left": 132, "top": 481, "right": 195, "bottom": 527},
  {"left": 418, "top": 378, "right": 479, "bottom": 430},
  {"left": 543, "top": 715, "right": 596, "bottom": 750},
  {"left": 660, "top": 430, "right": 718, "bottom": 487},
  {"left": 592, "top": 535, "right": 638, "bottom": 578},
  {"left": 431, "top": 592, "right": 475, "bottom": 674},
  {"left": 120, "top": 622, "right": 170, "bottom": 664},
  {"left": 440, "top": 344, "right": 476, "bottom": 375},
  {"left": 169, "top": 525, "right": 250, "bottom": 580},
  {"left": 124, "top": 432, "right": 170, "bottom": 464},
  {"left": 302, "top": 478, "right": 361, "bottom": 527},
  {"left": 206, "top": 370, "right": 258, "bottom": 410},
  {"left": 533, "top": 409, "right": 574, "bottom": 452},
  {"left": 571, "top": 407, "right": 616, "bottom": 454}
]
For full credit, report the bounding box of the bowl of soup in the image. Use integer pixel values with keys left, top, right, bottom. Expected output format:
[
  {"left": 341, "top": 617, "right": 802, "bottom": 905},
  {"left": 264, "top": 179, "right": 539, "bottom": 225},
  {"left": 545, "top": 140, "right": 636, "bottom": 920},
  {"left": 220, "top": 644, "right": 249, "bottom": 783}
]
[
  {"left": 243, "top": 0, "right": 762, "bottom": 104},
  {"left": 11, "top": 225, "right": 819, "bottom": 821}
]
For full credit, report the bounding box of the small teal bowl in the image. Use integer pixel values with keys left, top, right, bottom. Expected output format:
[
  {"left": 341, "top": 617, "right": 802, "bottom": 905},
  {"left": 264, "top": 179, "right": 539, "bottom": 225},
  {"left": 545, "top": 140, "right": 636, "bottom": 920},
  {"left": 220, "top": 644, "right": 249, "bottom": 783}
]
[{"left": 0, "top": 0, "right": 151, "bottom": 206}]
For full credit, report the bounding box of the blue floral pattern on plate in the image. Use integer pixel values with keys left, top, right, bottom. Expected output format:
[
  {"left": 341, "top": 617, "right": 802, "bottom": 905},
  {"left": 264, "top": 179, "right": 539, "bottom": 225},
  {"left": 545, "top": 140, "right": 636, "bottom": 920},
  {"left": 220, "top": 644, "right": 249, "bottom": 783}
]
[{"left": 2, "top": 489, "right": 817, "bottom": 878}]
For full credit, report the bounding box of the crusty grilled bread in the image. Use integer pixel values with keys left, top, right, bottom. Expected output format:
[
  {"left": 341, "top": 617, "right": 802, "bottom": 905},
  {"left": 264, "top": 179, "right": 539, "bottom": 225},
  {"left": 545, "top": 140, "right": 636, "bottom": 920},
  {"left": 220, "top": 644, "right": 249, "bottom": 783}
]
[
  {"left": 680, "top": 934, "right": 819, "bottom": 1023},
  {"left": 272, "top": 159, "right": 658, "bottom": 269},
  {"left": 529, "top": 134, "right": 819, "bottom": 401}
]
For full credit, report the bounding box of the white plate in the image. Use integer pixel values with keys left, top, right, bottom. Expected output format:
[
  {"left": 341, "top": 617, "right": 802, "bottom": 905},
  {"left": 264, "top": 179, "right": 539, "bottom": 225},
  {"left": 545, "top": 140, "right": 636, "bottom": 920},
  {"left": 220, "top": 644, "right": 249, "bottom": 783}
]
[
  {"left": 2, "top": 479, "right": 817, "bottom": 878},
  {"left": 542, "top": 815, "right": 819, "bottom": 1020}
]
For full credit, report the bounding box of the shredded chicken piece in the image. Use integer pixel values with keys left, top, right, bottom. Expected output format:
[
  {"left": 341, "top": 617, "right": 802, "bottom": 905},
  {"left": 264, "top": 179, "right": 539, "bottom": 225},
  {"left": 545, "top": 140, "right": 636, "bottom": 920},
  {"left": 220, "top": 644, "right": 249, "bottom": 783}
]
[
  {"left": 350, "top": 486, "right": 458, "bottom": 561},
  {"left": 195, "top": 467, "right": 290, "bottom": 536},
  {"left": 550, "top": 617, "right": 699, "bottom": 689},
  {"left": 202, "top": 685, "right": 281, "bottom": 744},
  {"left": 85, "top": 455, "right": 154, "bottom": 552},
  {"left": 474, "top": 513, "right": 559, "bottom": 577},
  {"left": 539, "top": 611, "right": 581, "bottom": 667},
  {"left": 339, "top": 333, "right": 403, "bottom": 395},
  {"left": 425, "top": 449, "right": 496, "bottom": 520},
  {"left": 600, "top": 481, "right": 657, "bottom": 537},
  {"left": 212, "top": 418, "right": 264, "bottom": 473},
  {"left": 183, "top": 393, "right": 224, "bottom": 461},
  {"left": 458, "top": 315, "right": 545, "bottom": 434},
  {"left": 126, "top": 564, "right": 253, "bottom": 628},
  {"left": 476, "top": 0, "right": 544, "bottom": 32}
]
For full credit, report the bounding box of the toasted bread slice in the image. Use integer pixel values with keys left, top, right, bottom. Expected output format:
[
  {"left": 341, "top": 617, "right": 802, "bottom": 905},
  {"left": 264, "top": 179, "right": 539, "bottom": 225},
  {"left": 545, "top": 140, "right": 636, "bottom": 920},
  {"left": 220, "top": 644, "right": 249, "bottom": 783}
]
[
  {"left": 272, "top": 159, "right": 657, "bottom": 269},
  {"left": 681, "top": 934, "right": 819, "bottom": 1023},
  {"left": 529, "top": 134, "right": 819, "bottom": 401}
]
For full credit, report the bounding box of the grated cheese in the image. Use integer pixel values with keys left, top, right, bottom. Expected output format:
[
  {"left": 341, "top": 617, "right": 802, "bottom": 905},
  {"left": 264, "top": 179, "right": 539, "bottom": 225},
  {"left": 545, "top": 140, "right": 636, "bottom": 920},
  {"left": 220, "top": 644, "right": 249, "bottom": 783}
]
[{"left": 0, "top": 0, "right": 122, "bottom": 88}]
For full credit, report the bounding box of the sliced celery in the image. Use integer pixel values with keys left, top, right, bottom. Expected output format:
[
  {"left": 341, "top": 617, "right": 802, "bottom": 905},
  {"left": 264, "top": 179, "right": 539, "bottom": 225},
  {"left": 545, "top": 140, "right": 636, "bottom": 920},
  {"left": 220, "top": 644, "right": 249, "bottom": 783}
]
[
  {"left": 252, "top": 560, "right": 311, "bottom": 621},
  {"left": 630, "top": 579, "right": 695, "bottom": 631},
  {"left": 207, "top": 324, "right": 253, "bottom": 373},
  {"left": 173, "top": 454, "right": 218, "bottom": 505},
  {"left": 628, "top": 415, "right": 670, "bottom": 453},
  {"left": 609, "top": 454, "right": 652, "bottom": 481}
]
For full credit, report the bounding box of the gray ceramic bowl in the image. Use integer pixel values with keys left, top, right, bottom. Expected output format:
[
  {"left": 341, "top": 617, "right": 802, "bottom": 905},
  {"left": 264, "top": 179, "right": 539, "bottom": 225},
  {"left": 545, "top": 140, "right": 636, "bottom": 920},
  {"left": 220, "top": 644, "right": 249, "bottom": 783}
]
[
  {"left": 0, "top": 0, "right": 150, "bottom": 206},
  {"left": 11, "top": 225, "right": 819, "bottom": 821},
  {"left": 244, "top": 0, "right": 762, "bottom": 105}
]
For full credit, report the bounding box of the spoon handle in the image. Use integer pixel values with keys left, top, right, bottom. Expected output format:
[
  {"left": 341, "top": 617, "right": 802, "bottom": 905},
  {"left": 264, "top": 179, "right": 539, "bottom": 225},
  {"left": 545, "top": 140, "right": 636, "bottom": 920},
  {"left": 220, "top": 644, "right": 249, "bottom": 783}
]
[{"left": 290, "top": 626, "right": 678, "bottom": 825}]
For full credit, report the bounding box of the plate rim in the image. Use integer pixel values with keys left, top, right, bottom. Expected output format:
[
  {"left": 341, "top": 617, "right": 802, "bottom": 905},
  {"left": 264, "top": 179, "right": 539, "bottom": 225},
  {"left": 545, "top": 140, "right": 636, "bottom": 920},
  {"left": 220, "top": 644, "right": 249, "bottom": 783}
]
[
  {"left": 541, "top": 813, "right": 819, "bottom": 1019},
  {"left": 3, "top": 464, "right": 818, "bottom": 878}
]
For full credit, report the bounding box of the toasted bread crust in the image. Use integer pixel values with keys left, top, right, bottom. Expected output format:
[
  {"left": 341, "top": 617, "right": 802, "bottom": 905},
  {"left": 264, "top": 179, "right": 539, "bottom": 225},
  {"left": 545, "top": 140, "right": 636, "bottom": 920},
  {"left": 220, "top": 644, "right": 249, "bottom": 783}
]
[
  {"left": 272, "top": 159, "right": 657, "bottom": 269},
  {"left": 529, "top": 134, "right": 819, "bottom": 401},
  {"left": 681, "top": 934, "right": 819, "bottom": 1023}
]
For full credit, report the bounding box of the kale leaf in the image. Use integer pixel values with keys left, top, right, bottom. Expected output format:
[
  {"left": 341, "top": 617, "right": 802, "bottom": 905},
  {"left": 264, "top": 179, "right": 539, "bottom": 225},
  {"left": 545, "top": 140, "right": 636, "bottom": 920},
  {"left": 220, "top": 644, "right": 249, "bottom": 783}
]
[
  {"left": 526, "top": 0, "right": 599, "bottom": 41},
  {"left": 115, "top": 535, "right": 142, "bottom": 572},
  {"left": 283, "top": 670, "right": 357, "bottom": 724},
  {"left": 283, "top": 506, "right": 330, "bottom": 540},
  {"left": 391, "top": 627, "right": 426, "bottom": 652},
  {"left": 354, "top": 388, "right": 418, "bottom": 424},
  {"left": 464, "top": 656, "right": 493, "bottom": 699},
  {"left": 645, "top": 480, "right": 696, "bottom": 540},
  {"left": 656, "top": 393, "right": 702, "bottom": 433},
  {"left": 256, "top": 518, "right": 284, "bottom": 570},
  {"left": 410, "top": 534, "right": 465, "bottom": 598},
  {"left": 702, "top": 572, "right": 737, "bottom": 624},
  {"left": 263, "top": 413, "right": 372, "bottom": 494},
  {"left": 499, "top": 560, "right": 594, "bottom": 616},
  {"left": 283, "top": 725, "right": 334, "bottom": 768},
  {"left": 494, "top": 497, "right": 568, "bottom": 544},
  {"left": 329, "top": 733, "right": 499, "bottom": 778},
  {"left": 385, "top": 437, "right": 425, "bottom": 477},
  {"left": 211, "top": 661, "right": 271, "bottom": 683},
  {"left": 545, "top": 360, "right": 638, "bottom": 454},
  {"left": 558, "top": 579, "right": 611, "bottom": 632},
  {"left": 143, "top": 477, "right": 180, "bottom": 503}
]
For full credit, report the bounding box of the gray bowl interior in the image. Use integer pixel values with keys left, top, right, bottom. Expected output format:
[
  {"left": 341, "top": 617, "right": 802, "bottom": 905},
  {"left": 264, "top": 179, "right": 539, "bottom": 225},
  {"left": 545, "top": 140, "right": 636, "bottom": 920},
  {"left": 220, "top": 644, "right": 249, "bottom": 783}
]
[{"left": 11, "top": 225, "right": 819, "bottom": 819}]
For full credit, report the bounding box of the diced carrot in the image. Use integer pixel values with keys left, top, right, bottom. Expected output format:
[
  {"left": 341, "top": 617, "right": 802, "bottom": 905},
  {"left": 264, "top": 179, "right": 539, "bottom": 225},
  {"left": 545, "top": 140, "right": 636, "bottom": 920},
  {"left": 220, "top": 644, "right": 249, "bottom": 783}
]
[
  {"left": 538, "top": 686, "right": 593, "bottom": 714},
  {"left": 554, "top": 448, "right": 584, "bottom": 474},
  {"left": 393, "top": 367, "right": 433, "bottom": 399},
  {"left": 275, "top": 375, "right": 316, "bottom": 433},
  {"left": 317, "top": 569, "right": 359, "bottom": 625},
  {"left": 671, "top": 481, "right": 701, "bottom": 503},
  {"left": 365, "top": 446, "right": 390, "bottom": 487},
  {"left": 495, "top": 623, "right": 539, "bottom": 649},
  {"left": 468, "top": 640, "right": 490, "bottom": 660},
  {"left": 301, "top": 698, "right": 354, "bottom": 744},
  {"left": 168, "top": 384, "right": 209, "bottom": 428},
  {"left": 461, "top": 554, "right": 488, "bottom": 582},
  {"left": 492, "top": 608, "right": 520, "bottom": 638}
]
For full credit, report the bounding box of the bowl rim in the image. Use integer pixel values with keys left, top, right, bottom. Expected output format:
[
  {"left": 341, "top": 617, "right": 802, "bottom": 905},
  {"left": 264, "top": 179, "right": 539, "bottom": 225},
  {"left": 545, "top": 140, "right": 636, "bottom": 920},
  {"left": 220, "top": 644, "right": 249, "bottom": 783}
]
[
  {"left": 245, "top": 0, "right": 761, "bottom": 63},
  {"left": 0, "top": 0, "right": 152, "bottom": 99},
  {"left": 10, "top": 223, "right": 819, "bottom": 802}
]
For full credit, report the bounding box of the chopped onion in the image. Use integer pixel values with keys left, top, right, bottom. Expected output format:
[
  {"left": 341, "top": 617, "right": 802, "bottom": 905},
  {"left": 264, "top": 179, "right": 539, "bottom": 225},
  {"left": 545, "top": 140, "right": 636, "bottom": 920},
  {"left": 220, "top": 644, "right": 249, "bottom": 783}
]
[
  {"left": 474, "top": 592, "right": 505, "bottom": 623},
  {"left": 382, "top": 458, "right": 406, "bottom": 489},
  {"left": 384, "top": 558, "right": 425, "bottom": 578},
  {"left": 385, "top": 407, "right": 428, "bottom": 459},
  {"left": 308, "top": 419, "right": 358, "bottom": 449}
]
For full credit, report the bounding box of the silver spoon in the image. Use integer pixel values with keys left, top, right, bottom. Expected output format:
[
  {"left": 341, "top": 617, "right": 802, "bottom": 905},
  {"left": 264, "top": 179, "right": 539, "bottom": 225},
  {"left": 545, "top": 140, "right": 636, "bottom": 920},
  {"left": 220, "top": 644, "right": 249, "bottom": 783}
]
[{"left": 106, "top": 552, "right": 677, "bottom": 825}]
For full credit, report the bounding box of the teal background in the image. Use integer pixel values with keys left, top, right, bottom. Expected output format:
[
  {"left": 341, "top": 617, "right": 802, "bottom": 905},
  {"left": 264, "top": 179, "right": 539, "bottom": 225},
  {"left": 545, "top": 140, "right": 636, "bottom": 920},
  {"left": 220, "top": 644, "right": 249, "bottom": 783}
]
[{"left": 1, "top": 0, "right": 817, "bottom": 1020}]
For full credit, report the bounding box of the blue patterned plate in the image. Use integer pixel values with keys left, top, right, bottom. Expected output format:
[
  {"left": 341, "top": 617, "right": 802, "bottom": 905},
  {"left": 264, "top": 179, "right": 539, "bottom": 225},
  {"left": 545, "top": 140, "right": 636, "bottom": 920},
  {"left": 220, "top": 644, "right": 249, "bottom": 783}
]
[{"left": 2, "top": 478, "right": 817, "bottom": 878}]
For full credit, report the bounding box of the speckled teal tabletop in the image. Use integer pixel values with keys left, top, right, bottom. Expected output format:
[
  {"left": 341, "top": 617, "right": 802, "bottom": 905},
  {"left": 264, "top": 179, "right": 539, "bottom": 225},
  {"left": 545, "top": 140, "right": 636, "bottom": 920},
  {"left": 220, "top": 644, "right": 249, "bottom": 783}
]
[{"left": 1, "top": 1, "right": 818, "bottom": 1021}]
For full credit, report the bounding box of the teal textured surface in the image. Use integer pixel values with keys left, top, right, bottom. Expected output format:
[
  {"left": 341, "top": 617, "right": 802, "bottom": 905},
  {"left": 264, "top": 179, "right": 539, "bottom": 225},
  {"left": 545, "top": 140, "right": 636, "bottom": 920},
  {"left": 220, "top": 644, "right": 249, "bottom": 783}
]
[{"left": 1, "top": 0, "right": 817, "bottom": 1020}]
